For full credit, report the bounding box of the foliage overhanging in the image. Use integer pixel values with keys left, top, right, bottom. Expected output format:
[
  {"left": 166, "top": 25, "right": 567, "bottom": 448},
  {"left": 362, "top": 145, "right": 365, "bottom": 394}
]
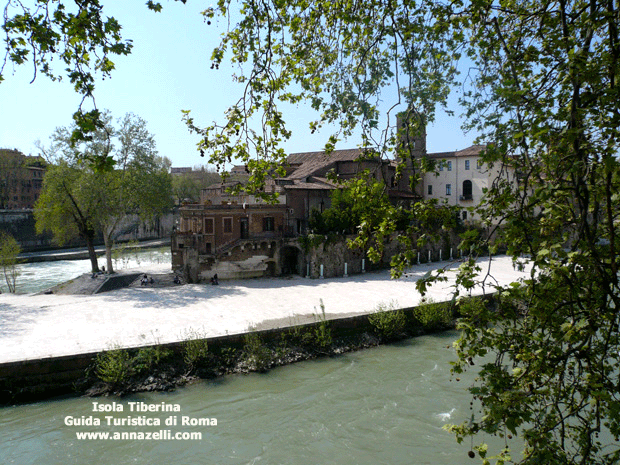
[{"left": 4, "top": 0, "right": 620, "bottom": 463}]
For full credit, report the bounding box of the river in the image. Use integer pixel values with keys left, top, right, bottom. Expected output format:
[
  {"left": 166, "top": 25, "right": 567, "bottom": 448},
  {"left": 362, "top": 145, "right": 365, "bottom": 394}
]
[
  {"left": 0, "top": 332, "right": 501, "bottom": 465},
  {"left": 11, "top": 247, "right": 172, "bottom": 294}
]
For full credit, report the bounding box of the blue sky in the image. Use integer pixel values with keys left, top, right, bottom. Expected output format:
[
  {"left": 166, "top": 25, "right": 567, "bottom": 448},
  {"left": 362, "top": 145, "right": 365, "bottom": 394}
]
[{"left": 0, "top": 1, "right": 477, "bottom": 169}]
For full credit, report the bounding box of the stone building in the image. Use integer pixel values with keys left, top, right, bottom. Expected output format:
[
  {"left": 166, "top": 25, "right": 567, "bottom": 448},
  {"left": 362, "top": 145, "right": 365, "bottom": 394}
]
[
  {"left": 172, "top": 200, "right": 290, "bottom": 281},
  {"left": 172, "top": 148, "right": 402, "bottom": 281},
  {"left": 419, "top": 145, "right": 502, "bottom": 222},
  {"left": 394, "top": 114, "right": 516, "bottom": 223},
  {"left": 280, "top": 148, "right": 417, "bottom": 233},
  {"left": 171, "top": 134, "right": 507, "bottom": 281}
]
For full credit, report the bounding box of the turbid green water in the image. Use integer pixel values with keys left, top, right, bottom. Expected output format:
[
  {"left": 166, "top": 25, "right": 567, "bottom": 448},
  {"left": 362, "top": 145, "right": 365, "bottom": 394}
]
[{"left": 0, "top": 332, "right": 508, "bottom": 465}]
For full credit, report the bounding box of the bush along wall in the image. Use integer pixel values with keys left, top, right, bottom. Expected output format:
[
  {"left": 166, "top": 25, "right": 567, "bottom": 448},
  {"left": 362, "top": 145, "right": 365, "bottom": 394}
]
[{"left": 0, "top": 295, "right": 495, "bottom": 404}]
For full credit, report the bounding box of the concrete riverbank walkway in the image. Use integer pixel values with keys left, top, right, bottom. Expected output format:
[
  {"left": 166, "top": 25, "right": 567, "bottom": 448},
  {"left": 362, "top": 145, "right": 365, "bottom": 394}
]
[{"left": 0, "top": 255, "right": 531, "bottom": 364}]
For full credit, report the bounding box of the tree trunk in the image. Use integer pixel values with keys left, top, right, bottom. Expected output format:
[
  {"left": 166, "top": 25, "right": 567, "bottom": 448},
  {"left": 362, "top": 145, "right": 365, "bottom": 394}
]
[
  {"left": 3, "top": 266, "right": 16, "bottom": 293},
  {"left": 85, "top": 233, "right": 100, "bottom": 273},
  {"left": 104, "top": 232, "right": 114, "bottom": 274}
]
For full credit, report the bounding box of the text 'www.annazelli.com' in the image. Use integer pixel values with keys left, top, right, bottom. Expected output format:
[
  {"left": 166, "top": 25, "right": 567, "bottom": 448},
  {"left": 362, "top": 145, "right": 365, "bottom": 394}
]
[{"left": 76, "top": 430, "right": 202, "bottom": 441}]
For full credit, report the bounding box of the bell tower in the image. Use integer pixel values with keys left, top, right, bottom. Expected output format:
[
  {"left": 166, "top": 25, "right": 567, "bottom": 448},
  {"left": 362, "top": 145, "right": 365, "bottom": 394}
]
[
  {"left": 395, "top": 110, "right": 426, "bottom": 195},
  {"left": 397, "top": 110, "right": 426, "bottom": 159}
]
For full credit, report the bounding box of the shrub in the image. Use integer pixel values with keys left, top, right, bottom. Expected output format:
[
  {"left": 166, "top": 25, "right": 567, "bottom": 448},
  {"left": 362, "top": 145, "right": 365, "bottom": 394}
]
[
  {"left": 298, "top": 233, "right": 325, "bottom": 253},
  {"left": 242, "top": 330, "right": 272, "bottom": 372},
  {"left": 219, "top": 346, "right": 240, "bottom": 368},
  {"left": 455, "top": 296, "right": 489, "bottom": 321},
  {"left": 0, "top": 232, "right": 20, "bottom": 293},
  {"left": 95, "top": 341, "right": 176, "bottom": 387},
  {"left": 368, "top": 301, "right": 406, "bottom": 341},
  {"left": 95, "top": 347, "right": 133, "bottom": 387},
  {"left": 182, "top": 330, "right": 209, "bottom": 371},
  {"left": 303, "top": 300, "right": 332, "bottom": 352},
  {"left": 413, "top": 299, "right": 453, "bottom": 330},
  {"left": 133, "top": 345, "right": 172, "bottom": 375}
]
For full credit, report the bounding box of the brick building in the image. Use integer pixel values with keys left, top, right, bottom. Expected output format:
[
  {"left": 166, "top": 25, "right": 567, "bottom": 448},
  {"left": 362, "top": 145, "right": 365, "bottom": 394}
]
[{"left": 0, "top": 149, "right": 46, "bottom": 210}]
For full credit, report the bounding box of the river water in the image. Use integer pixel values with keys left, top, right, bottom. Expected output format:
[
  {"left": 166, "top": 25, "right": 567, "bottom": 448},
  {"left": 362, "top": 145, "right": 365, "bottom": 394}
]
[
  {"left": 0, "top": 332, "right": 500, "bottom": 465},
  {"left": 12, "top": 247, "right": 172, "bottom": 294}
]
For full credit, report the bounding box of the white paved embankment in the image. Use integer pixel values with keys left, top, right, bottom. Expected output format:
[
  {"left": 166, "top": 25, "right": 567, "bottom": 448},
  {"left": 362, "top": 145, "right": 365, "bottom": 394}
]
[{"left": 0, "top": 255, "right": 531, "bottom": 363}]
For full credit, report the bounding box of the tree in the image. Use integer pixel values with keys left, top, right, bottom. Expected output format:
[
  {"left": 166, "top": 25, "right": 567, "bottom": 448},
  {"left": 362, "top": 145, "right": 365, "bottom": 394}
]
[
  {"left": 172, "top": 174, "right": 201, "bottom": 205},
  {"left": 1, "top": 0, "right": 135, "bottom": 152},
  {"left": 438, "top": 3, "right": 620, "bottom": 463},
  {"left": 308, "top": 178, "right": 385, "bottom": 236},
  {"left": 192, "top": 1, "right": 620, "bottom": 463},
  {"left": 34, "top": 161, "right": 102, "bottom": 272},
  {"left": 35, "top": 112, "right": 173, "bottom": 273},
  {"left": 171, "top": 166, "right": 221, "bottom": 205},
  {"left": 6, "top": 0, "right": 620, "bottom": 462},
  {"left": 0, "top": 231, "right": 20, "bottom": 293}
]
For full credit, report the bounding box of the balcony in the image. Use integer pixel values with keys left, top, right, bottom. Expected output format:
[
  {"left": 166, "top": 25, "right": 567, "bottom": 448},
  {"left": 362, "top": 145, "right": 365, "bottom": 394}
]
[{"left": 459, "top": 194, "right": 473, "bottom": 201}]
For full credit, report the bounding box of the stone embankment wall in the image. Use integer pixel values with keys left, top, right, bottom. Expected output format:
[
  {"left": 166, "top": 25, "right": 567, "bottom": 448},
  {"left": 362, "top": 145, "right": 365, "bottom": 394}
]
[
  {"left": 0, "top": 301, "right": 448, "bottom": 405},
  {"left": 0, "top": 209, "right": 54, "bottom": 250},
  {"left": 0, "top": 210, "right": 176, "bottom": 252},
  {"left": 177, "top": 230, "right": 472, "bottom": 282},
  {"left": 0, "top": 294, "right": 496, "bottom": 405},
  {"left": 303, "top": 231, "right": 466, "bottom": 279},
  {"left": 303, "top": 237, "right": 366, "bottom": 278}
]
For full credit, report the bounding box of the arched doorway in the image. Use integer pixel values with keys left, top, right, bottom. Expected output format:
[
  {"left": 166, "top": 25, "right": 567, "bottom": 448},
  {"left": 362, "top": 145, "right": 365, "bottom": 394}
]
[{"left": 280, "top": 246, "right": 301, "bottom": 275}]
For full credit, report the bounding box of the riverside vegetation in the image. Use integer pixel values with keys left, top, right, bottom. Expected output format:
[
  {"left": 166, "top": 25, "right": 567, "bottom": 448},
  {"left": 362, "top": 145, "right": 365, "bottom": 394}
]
[{"left": 85, "top": 298, "right": 466, "bottom": 397}]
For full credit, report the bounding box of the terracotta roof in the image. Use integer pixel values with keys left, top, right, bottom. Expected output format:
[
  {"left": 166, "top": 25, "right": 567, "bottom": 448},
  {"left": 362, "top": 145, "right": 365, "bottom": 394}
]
[
  {"left": 425, "top": 151, "right": 456, "bottom": 159},
  {"left": 425, "top": 145, "right": 487, "bottom": 159},
  {"left": 282, "top": 177, "right": 338, "bottom": 190},
  {"left": 311, "top": 177, "right": 339, "bottom": 187},
  {"left": 285, "top": 148, "right": 373, "bottom": 180},
  {"left": 455, "top": 144, "right": 487, "bottom": 156},
  {"left": 287, "top": 149, "right": 364, "bottom": 164}
]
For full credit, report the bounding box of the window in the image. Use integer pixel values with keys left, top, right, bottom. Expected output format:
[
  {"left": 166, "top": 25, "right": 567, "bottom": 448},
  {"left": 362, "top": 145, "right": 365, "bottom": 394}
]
[
  {"left": 477, "top": 159, "right": 483, "bottom": 169},
  {"left": 462, "top": 180, "right": 473, "bottom": 199},
  {"left": 447, "top": 161, "right": 452, "bottom": 171},
  {"left": 439, "top": 161, "right": 444, "bottom": 171},
  {"left": 446, "top": 184, "right": 452, "bottom": 195},
  {"left": 462, "top": 211, "right": 468, "bottom": 220},
  {"left": 427, "top": 185, "right": 433, "bottom": 195},
  {"left": 205, "top": 218, "right": 214, "bottom": 234},
  {"left": 240, "top": 217, "right": 249, "bottom": 239},
  {"left": 223, "top": 217, "right": 233, "bottom": 234},
  {"left": 465, "top": 160, "right": 470, "bottom": 170},
  {"left": 263, "top": 217, "right": 275, "bottom": 232}
]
